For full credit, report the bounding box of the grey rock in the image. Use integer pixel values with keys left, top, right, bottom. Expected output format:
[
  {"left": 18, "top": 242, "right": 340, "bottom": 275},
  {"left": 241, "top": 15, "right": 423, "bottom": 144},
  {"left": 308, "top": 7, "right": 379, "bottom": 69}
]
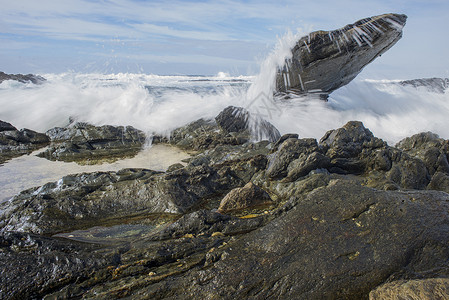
[
  {"left": 0, "top": 231, "right": 119, "bottom": 300},
  {"left": 167, "top": 118, "right": 249, "bottom": 151},
  {"left": 38, "top": 122, "right": 146, "bottom": 163},
  {"left": 276, "top": 13, "right": 407, "bottom": 96},
  {"left": 147, "top": 209, "right": 265, "bottom": 241},
  {"left": 218, "top": 182, "right": 273, "bottom": 213},
  {"left": 396, "top": 132, "right": 449, "bottom": 176},
  {"left": 0, "top": 71, "right": 46, "bottom": 84},
  {"left": 215, "top": 106, "right": 281, "bottom": 142},
  {"left": 399, "top": 78, "right": 449, "bottom": 93},
  {"left": 0, "top": 120, "right": 50, "bottom": 164},
  {"left": 266, "top": 137, "right": 320, "bottom": 179}
]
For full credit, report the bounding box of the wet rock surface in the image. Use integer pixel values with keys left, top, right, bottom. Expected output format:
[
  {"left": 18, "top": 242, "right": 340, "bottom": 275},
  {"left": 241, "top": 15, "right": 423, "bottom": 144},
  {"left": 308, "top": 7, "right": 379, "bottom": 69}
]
[
  {"left": 276, "top": 13, "right": 407, "bottom": 96},
  {"left": 37, "top": 122, "right": 146, "bottom": 164},
  {"left": 369, "top": 278, "right": 449, "bottom": 300},
  {"left": 1, "top": 108, "right": 449, "bottom": 299},
  {"left": 0, "top": 120, "right": 50, "bottom": 164}
]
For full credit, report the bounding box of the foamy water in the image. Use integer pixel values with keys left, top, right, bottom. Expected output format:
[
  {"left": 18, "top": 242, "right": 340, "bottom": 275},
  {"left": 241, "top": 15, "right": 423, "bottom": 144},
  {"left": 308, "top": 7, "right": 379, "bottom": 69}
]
[
  {"left": 1, "top": 71, "right": 448, "bottom": 146},
  {"left": 1, "top": 31, "right": 449, "bottom": 202}
]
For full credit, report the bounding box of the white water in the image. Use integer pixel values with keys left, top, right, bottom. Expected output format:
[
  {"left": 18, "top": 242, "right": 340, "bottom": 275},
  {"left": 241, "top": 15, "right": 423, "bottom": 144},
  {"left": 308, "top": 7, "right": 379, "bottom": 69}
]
[{"left": 1, "top": 30, "right": 449, "bottom": 202}]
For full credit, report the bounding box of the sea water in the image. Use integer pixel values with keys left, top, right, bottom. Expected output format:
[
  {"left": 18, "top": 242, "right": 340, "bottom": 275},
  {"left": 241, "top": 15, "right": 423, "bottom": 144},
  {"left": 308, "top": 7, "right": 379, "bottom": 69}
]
[{"left": 1, "top": 32, "right": 449, "bottom": 201}]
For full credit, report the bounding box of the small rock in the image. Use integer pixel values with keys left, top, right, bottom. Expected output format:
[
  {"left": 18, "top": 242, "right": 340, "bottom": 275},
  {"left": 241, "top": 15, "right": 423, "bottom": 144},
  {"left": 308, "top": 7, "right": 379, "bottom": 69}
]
[
  {"left": 369, "top": 278, "right": 449, "bottom": 300},
  {"left": 218, "top": 182, "right": 273, "bottom": 213}
]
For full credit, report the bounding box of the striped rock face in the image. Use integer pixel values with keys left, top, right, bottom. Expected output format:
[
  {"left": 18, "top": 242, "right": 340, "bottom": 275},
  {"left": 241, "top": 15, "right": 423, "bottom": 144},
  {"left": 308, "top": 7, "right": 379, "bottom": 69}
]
[{"left": 275, "top": 13, "right": 407, "bottom": 98}]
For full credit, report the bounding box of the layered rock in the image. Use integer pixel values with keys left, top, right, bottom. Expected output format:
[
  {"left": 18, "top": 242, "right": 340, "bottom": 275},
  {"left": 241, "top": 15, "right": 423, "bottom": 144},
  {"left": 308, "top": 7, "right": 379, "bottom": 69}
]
[
  {"left": 276, "top": 13, "right": 407, "bottom": 97},
  {"left": 37, "top": 122, "right": 146, "bottom": 164},
  {"left": 0, "top": 71, "right": 46, "bottom": 84},
  {"left": 0, "top": 120, "right": 50, "bottom": 164}
]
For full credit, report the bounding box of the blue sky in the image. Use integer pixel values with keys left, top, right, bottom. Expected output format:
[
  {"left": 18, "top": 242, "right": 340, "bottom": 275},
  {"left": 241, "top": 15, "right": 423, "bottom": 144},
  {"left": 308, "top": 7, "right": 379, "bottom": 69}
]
[{"left": 1, "top": 0, "right": 448, "bottom": 78}]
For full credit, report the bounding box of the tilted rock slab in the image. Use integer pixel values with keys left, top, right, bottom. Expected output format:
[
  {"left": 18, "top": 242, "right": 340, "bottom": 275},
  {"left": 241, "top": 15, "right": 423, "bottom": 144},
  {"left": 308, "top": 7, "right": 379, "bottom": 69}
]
[{"left": 276, "top": 13, "right": 407, "bottom": 96}]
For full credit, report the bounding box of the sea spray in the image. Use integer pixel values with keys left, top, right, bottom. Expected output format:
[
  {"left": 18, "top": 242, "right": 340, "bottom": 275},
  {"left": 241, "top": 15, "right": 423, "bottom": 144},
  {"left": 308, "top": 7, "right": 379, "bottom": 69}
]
[{"left": 0, "top": 66, "right": 448, "bottom": 147}]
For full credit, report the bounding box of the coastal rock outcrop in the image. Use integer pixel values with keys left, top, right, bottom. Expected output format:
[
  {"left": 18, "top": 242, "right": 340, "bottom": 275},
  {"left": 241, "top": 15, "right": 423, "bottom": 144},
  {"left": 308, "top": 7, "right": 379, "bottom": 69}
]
[
  {"left": 37, "top": 122, "right": 146, "bottom": 163},
  {"left": 0, "top": 71, "right": 46, "bottom": 84},
  {"left": 0, "top": 120, "right": 50, "bottom": 164},
  {"left": 2, "top": 114, "right": 449, "bottom": 299},
  {"left": 275, "top": 13, "right": 407, "bottom": 97}
]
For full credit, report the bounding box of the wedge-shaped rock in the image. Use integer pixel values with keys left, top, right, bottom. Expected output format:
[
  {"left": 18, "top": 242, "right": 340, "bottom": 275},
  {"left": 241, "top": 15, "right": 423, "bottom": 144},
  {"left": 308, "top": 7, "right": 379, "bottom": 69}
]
[{"left": 276, "top": 13, "right": 407, "bottom": 97}]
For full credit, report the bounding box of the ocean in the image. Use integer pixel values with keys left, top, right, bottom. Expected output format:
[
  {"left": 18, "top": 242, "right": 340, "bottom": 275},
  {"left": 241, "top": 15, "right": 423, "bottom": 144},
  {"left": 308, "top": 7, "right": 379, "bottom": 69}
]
[
  {"left": 1, "top": 32, "right": 449, "bottom": 202},
  {"left": 1, "top": 71, "right": 448, "bottom": 146}
]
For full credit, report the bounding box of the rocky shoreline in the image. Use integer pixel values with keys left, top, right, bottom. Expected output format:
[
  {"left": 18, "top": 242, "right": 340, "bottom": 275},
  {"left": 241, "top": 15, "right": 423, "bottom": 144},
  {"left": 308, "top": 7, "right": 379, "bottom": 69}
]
[{"left": 1, "top": 104, "right": 449, "bottom": 299}]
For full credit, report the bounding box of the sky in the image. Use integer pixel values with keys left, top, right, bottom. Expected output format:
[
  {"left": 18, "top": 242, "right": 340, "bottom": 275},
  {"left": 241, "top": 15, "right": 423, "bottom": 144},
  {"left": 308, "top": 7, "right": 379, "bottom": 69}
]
[{"left": 0, "top": 0, "right": 448, "bottom": 78}]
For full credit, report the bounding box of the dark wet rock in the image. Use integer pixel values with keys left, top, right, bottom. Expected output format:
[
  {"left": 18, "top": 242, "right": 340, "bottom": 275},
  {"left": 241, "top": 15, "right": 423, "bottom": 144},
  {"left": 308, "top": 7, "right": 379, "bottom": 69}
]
[
  {"left": 266, "top": 137, "right": 321, "bottom": 179},
  {"left": 428, "top": 172, "right": 449, "bottom": 193},
  {"left": 215, "top": 106, "right": 281, "bottom": 142},
  {"left": 276, "top": 13, "right": 407, "bottom": 96},
  {"left": 0, "top": 231, "right": 119, "bottom": 300},
  {"left": 0, "top": 120, "right": 16, "bottom": 132},
  {"left": 121, "top": 179, "right": 449, "bottom": 299},
  {"left": 369, "top": 278, "right": 449, "bottom": 300},
  {"left": 218, "top": 182, "right": 273, "bottom": 213},
  {"left": 37, "top": 122, "right": 146, "bottom": 163},
  {"left": 396, "top": 132, "right": 449, "bottom": 176},
  {"left": 0, "top": 71, "right": 46, "bottom": 84},
  {"left": 399, "top": 77, "right": 449, "bottom": 94},
  {"left": 147, "top": 209, "right": 265, "bottom": 241},
  {"left": 271, "top": 133, "right": 299, "bottom": 153},
  {"left": 0, "top": 149, "right": 267, "bottom": 235},
  {"left": 0, "top": 120, "right": 50, "bottom": 164},
  {"left": 167, "top": 118, "right": 249, "bottom": 151},
  {"left": 285, "top": 151, "right": 331, "bottom": 182}
]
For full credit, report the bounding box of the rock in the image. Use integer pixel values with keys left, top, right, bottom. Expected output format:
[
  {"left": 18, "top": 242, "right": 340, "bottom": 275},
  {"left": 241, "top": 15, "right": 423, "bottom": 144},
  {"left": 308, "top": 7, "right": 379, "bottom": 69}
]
[
  {"left": 396, "top": 132, "right": 449, "bottom": 176},
  {"left": 0, "top": 120, "right": 16, "bottom": 132},
  {"left": 428, "top": 171, "right": 449, "bottom": 193},
  {"left": 399, "top": 78, "right": 449, "bottom": 93},
  {"left": 37, "top": 122, "right": 146, "bottom": 163},
  {"left": 276, "top": 13, "right": 407, "bottom": 96},
  {"left": 218, "top": 182, "right": 273, "bottom": 213},
  {"left": 369, "top": 278, "right": 449, "bottom": 300},
  {"left": 147, "top": 209, "right": 265, "bottom": 240},
  {"left": 0, "top": 120, "right": 50, "bottom": 164},
  {"left": 0, "top": 231, "right": 119, "bottom": 300},
  {"left": 168, "top": 118, "right": 249, "bottom": 151},
  {"left": 0, "top": 151, "right": 267, "bottom": 235},
  {"left": 215, "top": 106, "right": 281, "bottom": 142},
  {"left": 0, "top": 71, "right": 46, "bottom": 84},
  {"left": 134, "top": 180, "right": 449, "bottom": 299}
]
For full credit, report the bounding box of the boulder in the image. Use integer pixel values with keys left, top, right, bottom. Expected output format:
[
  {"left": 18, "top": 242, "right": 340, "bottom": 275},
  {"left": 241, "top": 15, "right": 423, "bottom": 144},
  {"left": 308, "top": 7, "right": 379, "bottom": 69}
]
[
  {"left": 369, "top": 278, "right": 449, "bottom": 300},
  {"left": 167, "top": 118, "right": 249, "bottom": 151},
  {"left": 215, "top": 106, "right": 281, "bottom": 142},
  {"left": 218, "top": 182, "right": 273, "bottom": 213},
  {"left": 37, "top": 122, "right": 146, "bottom": 163},
  {"left": 276, "top": 13, "right": 407, "bottom": 96},
  {"left": 0, "top": 120, "right": 50, "bottom": 164}
]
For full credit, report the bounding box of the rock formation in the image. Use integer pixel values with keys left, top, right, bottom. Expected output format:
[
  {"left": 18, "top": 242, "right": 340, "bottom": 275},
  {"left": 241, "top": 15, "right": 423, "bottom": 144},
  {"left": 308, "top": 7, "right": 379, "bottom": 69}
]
[
  {"left": 275, "top": 13, "right": 407, "bottom": 97},
  {"left": 0, "top": 71, "right": 46, "bottom": 84},
  {"left": 0, "top": 120, "right": 49, "bottom": 164},
  {"left": 37, "top": 122, "right": 146, "bottom": 164},
  {"left": 1, "top": 107, "right": 449, "bottom": 299}
]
